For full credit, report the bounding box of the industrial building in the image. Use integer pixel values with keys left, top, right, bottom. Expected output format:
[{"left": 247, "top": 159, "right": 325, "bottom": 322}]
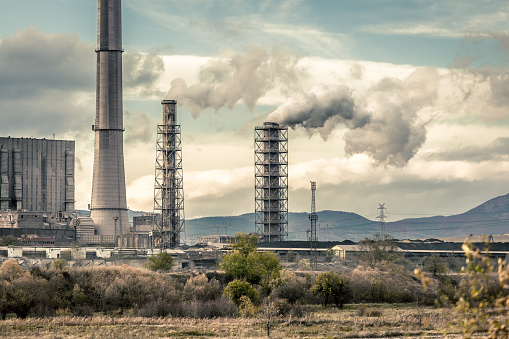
[
  {"left": 0, "top": 137, "right": 75, "bottom": 220},
  {"left": 132, "top": 214, "right": 159, "bottom": 233},
  {"left": 90, "top": 0, "right": 129, "bottom": 236},
  {"left": 0, "top": 137, "right": 75, "bottom": 246},
  {"left": 255, "top": 122, "right": 288, "bottom": 242}
]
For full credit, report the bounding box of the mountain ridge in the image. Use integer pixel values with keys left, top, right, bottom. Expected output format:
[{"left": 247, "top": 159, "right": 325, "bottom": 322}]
[{"left": 79, "top": 193, "right": 509, "bottom": 243}]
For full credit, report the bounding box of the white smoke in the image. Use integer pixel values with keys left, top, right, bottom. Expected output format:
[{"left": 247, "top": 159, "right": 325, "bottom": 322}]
[
  {"left": 268, "top": 67, "right": 440, "bottom": 167},
  {"left": 166, "top": 46, "right": 306, "bottom": 118}
]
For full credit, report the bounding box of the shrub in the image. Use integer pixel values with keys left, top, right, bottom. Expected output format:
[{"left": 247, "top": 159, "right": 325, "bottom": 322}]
[
  {"left": 311, "top": 270, "right": 350, "bottom": 308},
  {"left": 0, "top": 275, "right": 51, "bottom": 318},
  {"left": 358, "top": 234, "right": 403, "bottom": 267},
  {"left": 221, "top": 233, "right": 282, "bottom": 291},
  {"left": 238, "top": 295, "right": 258, "bottom": 317},
  {"left": 52, "top": 259, "right": 66, "bottom": 270},
  {"left": 183, "top": 274, "right": 222, "bottom": 301},
  {"left": 415, "top": 239, "right": 509, "bottom": 338},
  {"left": 423, "top": 254, "right": 448, "bottom": 277},
  {"left": 298, "top": 259, "right": 311, "bottom": 271},
  {"left": 350, "top": 264, "right": 433, "bottom": 304},
  {"left": 145, "top": 252, "right": 174, "bottom": 271},
  {"left": 224, "top": 280, "right": 259, "bottom": 305},
  {"left": 0, "top": 259, "right": 25, "bottom": 281},
  {"left": 1, "top": 235, "right": 22, "bottom": 246},
  {"left": 272, "top": 269, "right": 307, "bottom": 304},
  {"left": 275, "top": 297, "right": 303, "bottom": 317}
]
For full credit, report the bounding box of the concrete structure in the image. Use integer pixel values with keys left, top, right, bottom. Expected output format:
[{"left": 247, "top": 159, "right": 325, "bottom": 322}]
[
  {"left": 76, "top": 217, "right": 95, "bottom": 237},
  {"left": 0, "top": 227, "right": 75, "bottom": 246},
  {"left": 255, "top": 122, "right": 288, "bottom": 242},
  {"left": 154, "top": 100, "right": 185, "bottom": 248},
  {"left": 132, "top": 214, "right": 159, "bottom": 233},
  {"left": 90, "top": 0, "right": 129, "bottom": 236},
  {"left": 0, "top": 137, "right": 75, "bottom": 217},
  {"left": 196, "top": 235, "right": 233, "bottom": 248}
]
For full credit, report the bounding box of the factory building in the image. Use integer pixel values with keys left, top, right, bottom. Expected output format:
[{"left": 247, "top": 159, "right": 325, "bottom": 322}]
[{"left": 0, "top": 137, "right": 75, "bottom": 219}]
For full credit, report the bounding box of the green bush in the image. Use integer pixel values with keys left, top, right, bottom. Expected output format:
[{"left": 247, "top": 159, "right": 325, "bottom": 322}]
[
  {"left": 145, "top": 252, "right": 174, "bottom": 271},
  {"left": 224, "top": 279, "right": 259, "bottom": 305},
  {"left": 311, "top": 270, "right": 350, "bottom": 308},
  {"left": 221, "top": 233, "right": 282, "bottom": 292},
  {"left": 52, "top": 259, "right": 66, "bottom": 270}
]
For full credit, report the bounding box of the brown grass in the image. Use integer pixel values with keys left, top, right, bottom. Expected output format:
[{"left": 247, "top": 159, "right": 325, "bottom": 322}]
[{"left": 0, "top": 304, "right": 473, "bottom": 338}]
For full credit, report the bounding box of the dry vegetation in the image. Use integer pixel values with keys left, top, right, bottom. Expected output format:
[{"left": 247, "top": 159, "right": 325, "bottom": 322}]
[
  {"left": 0, "top": 236, "right": 507, "bottom": 338},
  {"left": 0, "top": 304, "right": 456, "bottom": 338}
]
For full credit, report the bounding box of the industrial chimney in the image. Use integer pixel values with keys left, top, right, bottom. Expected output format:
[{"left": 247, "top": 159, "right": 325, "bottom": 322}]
[
  {"left": 90, "top": 0, "right": 129, "bottom": 236},
  {"left": 255, "top": 122, "right": 288, "bottom": 242}
]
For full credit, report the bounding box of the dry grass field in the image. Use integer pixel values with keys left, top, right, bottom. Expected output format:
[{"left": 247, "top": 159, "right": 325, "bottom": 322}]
[{"left": 0, "top": 304, "right": 486, "bottom": 338}]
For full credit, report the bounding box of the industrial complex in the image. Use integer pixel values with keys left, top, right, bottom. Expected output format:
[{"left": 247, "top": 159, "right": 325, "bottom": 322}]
[{"left": 1, "top": 0, "right": 508, "bottom": 269}]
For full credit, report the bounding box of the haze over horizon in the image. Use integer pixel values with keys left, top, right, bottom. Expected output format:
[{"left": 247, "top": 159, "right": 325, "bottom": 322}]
[{"left": 1, "top": 1, "right": 509, "bottom": 222}]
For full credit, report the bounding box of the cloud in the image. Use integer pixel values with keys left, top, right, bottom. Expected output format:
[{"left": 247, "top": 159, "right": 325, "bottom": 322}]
[
  {"left": 449, "top": 32, "right": 509, "bottom": 120},
  {"left": 426, "top": 137, "right": 509, "bottom": 162},
  {"left": 359, "top": 1, "right": 509, "bottom": 38},
  {"left": 123, "top": 51, "right": 165, "bottom": 98},
  {"left": 165, "top": 46, "right": 307, "bottom": 117},
  {"left": 360, "top": 23, "right": 463, "bottom": 38},
  {"left": 126, "top": 175, "right": 155, "bottom": 212},
  {"left": 0, "top": 26, "right": 95, "bottom": 98},
  {"left": 0, "top": 27, "right": 165, "bottom": 138},
  {"left": 124, "top": 111, "right": 157, "bottom": 145}
]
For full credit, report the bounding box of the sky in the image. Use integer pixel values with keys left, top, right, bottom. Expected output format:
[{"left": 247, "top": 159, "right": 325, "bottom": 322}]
[{"left": 1, "top": 0, "right": 509, "bottom": 224}]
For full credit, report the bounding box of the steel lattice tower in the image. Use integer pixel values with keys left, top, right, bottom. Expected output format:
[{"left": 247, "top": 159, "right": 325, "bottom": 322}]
[
  {"left": 377, "top": 203, "right": 387, "bottom": 238},
  {"left": 154, "top": 100, "right": 185, "bottom": 248},
  {"left": 308, "top": 181, "right": 318, "bottom": 242},
  {"left": 255, "top": 122, "right": 288, "bottom": 242}
]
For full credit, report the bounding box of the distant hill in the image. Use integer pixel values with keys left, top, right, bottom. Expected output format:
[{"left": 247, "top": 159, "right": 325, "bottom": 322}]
[
  {"left": 76, "top": 193, "right": 509, "bottom": 243},
  {"left": 184, "top": 210, "right": 378, "bottom": 243},
  {"left": 386, "top": 193, "right": 509, "bottom": 240}
]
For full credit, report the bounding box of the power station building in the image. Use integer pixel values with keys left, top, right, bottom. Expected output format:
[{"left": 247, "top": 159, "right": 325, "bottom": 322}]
[
  {"left": 0, "top": 137, "right": 75, "bottom": 218},
  {"left": 255, "top": 122, "right": 288, "bottom": 242}
]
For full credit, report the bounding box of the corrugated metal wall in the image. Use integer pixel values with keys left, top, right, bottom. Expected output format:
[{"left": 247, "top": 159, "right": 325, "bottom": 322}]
[{"left": 0, "top": 137, "right": 75, "bottom": 216}]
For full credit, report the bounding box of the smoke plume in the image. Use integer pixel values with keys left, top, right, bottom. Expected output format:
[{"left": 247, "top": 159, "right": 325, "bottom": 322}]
[
  {"left": 268, "top": 67, "right": 440, "bottom": 167},
  {"left": 166, "top": 46, "right": 306, "bottom": 118},
  {"left": 266, "top": 84, "right": 371, "bottom": 139}
]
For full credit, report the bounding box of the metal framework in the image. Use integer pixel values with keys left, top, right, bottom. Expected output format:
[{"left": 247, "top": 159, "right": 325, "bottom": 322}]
[
  {"left": 377, "top": 203, "right": 387, "bottom": 238},
  {"left": 308, "top": 181, "right": 318, "bottom": 242},
  {"left": 154, "top": 100, "right": 185, "bottom": 248},
  {"left": 255, "top": 122, "right": 288, "bottom": 242}
]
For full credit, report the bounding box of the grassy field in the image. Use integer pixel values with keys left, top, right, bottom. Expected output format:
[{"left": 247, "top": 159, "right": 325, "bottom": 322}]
[{"left": 0, "top": 304, "right": 483, "bottom": 338}]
